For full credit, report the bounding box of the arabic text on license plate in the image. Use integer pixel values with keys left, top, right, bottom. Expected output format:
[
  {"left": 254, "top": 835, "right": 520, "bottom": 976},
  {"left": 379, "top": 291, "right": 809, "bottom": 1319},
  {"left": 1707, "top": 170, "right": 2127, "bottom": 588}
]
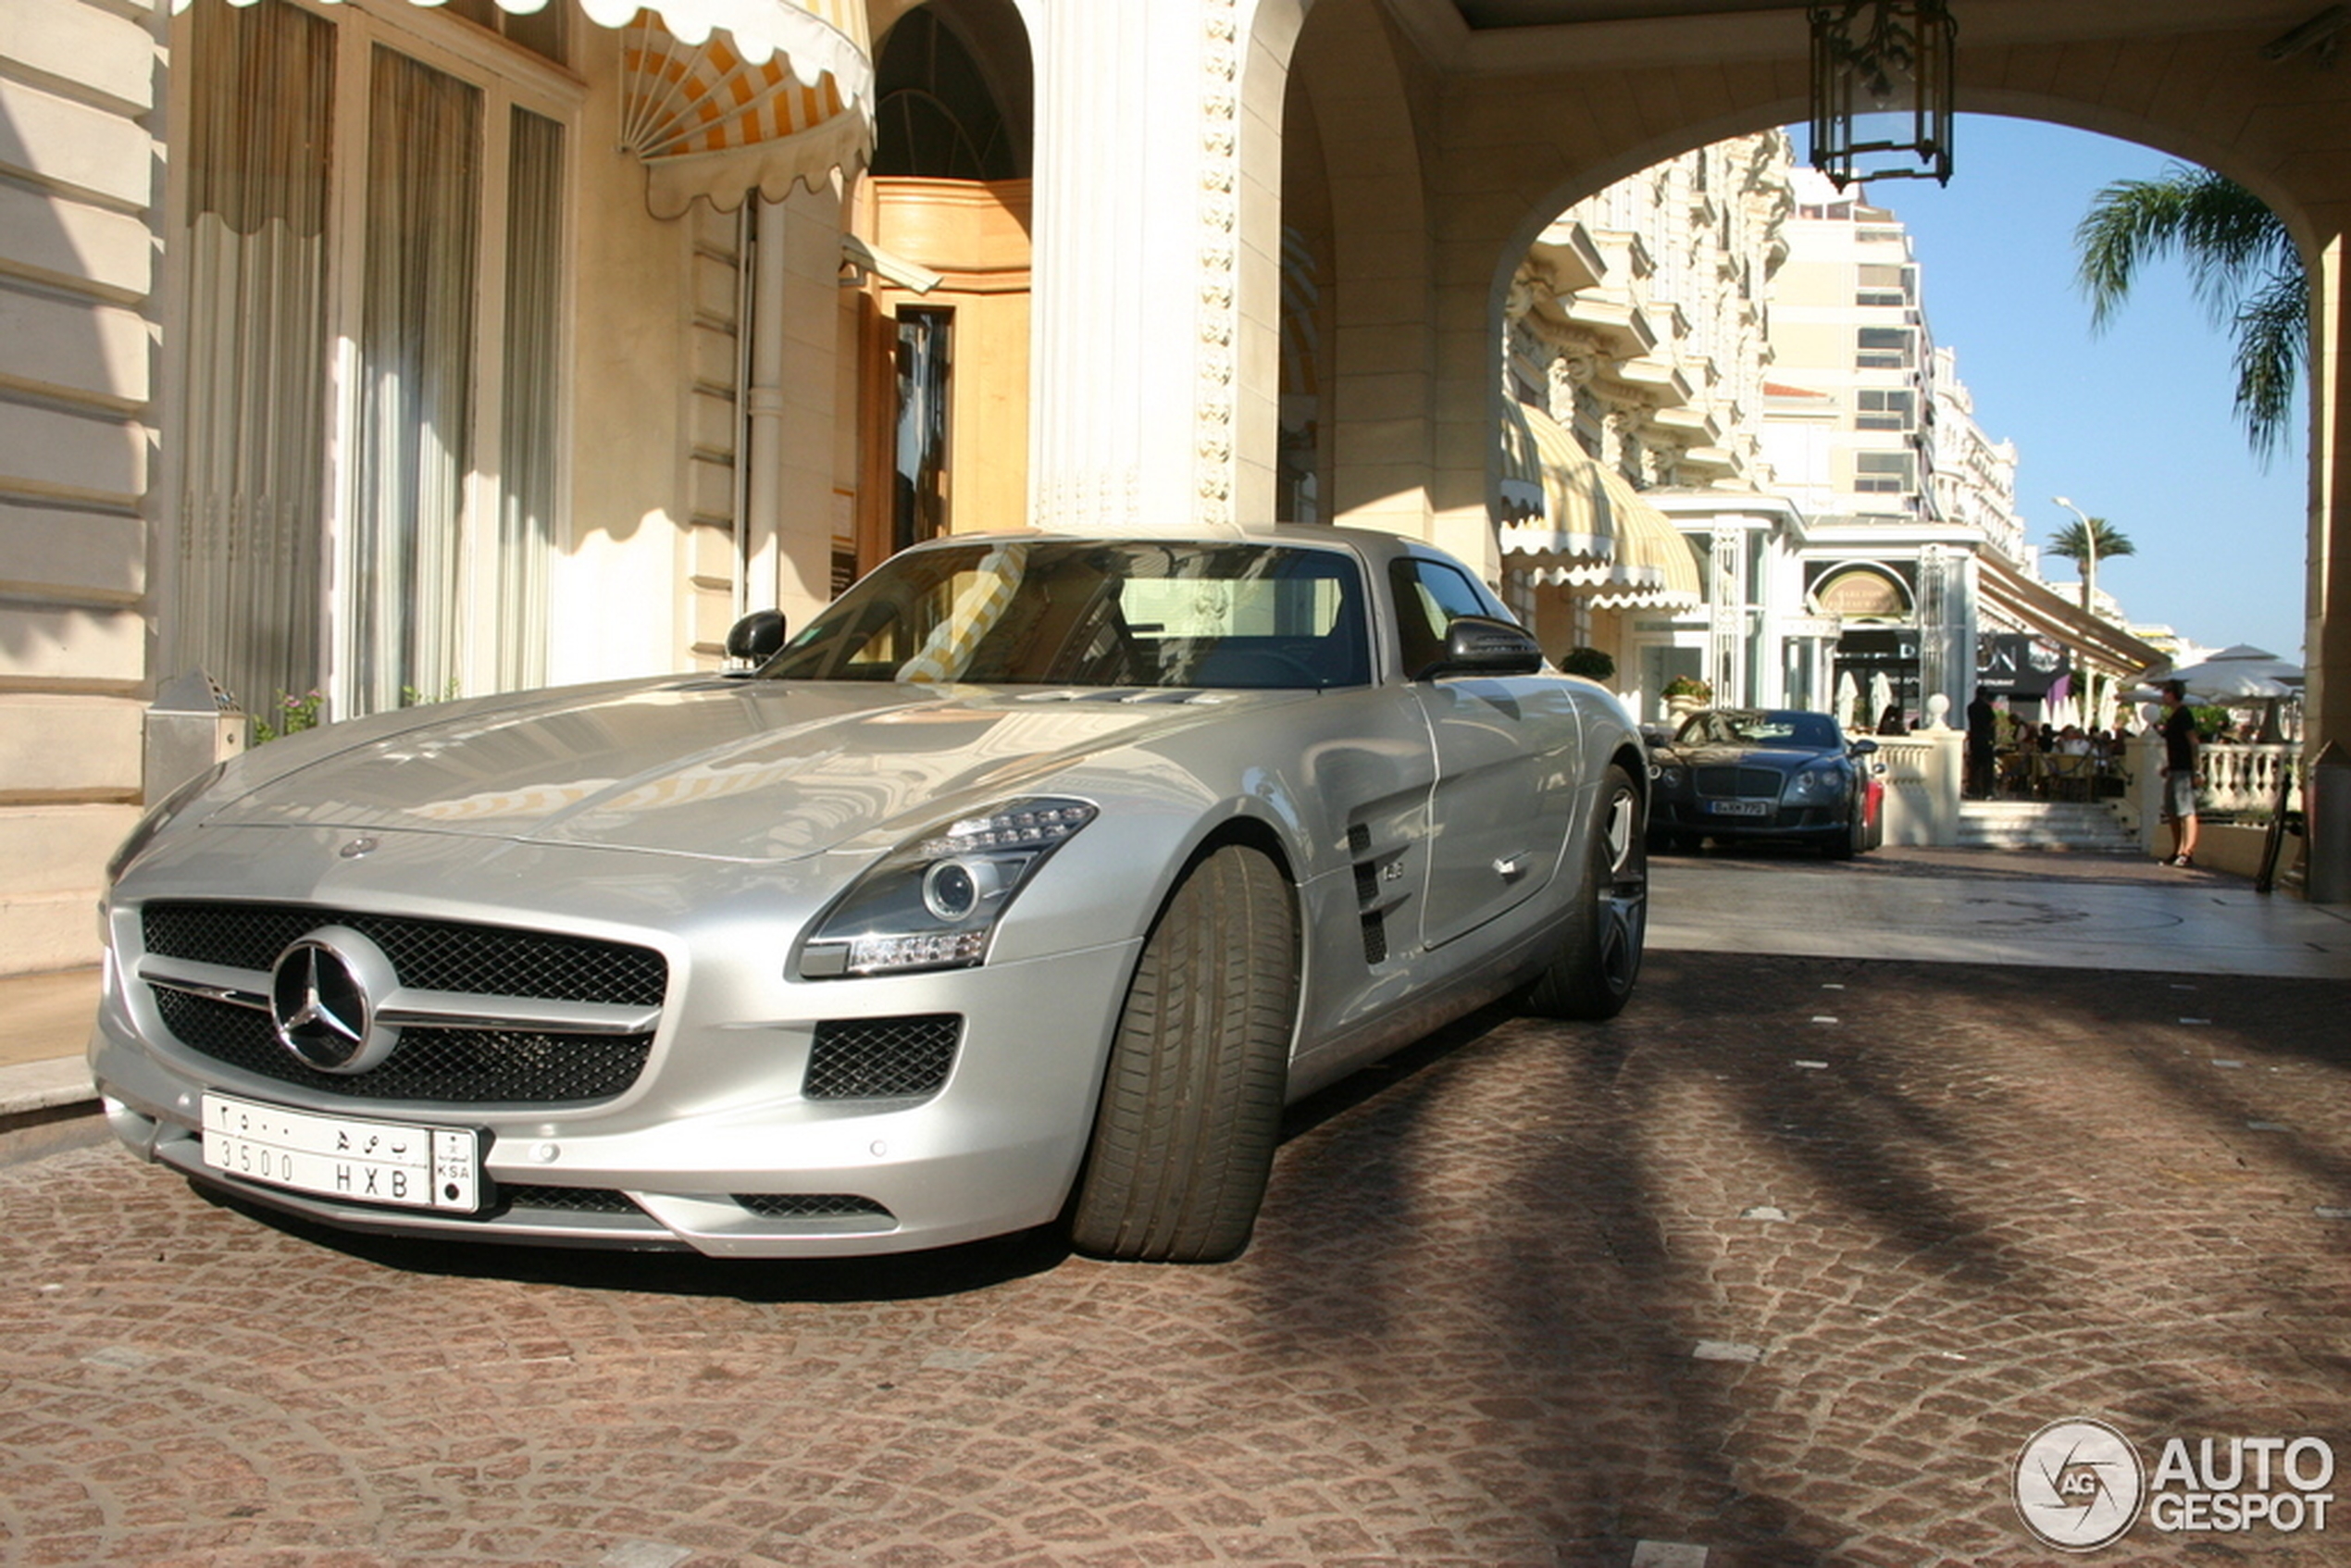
[
  {"left": 1707, "top": 800, "right": 1772, "bottom": 817},
  {"left": 202, "top": 1094, "right": 481, "bottom": 1213}
]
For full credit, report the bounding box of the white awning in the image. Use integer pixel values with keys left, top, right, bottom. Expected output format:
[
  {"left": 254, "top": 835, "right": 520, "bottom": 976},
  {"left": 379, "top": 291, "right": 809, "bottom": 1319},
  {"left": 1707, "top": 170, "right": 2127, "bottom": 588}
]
[
  {"left": 616, "top": 1, "right": 872, "bottom": 218},
  {"left": 1496, "top": 399, "right": 1611, "bottom": 565},
  {"left": 170, "top": 0, "right": 876, "bottom": 218}
]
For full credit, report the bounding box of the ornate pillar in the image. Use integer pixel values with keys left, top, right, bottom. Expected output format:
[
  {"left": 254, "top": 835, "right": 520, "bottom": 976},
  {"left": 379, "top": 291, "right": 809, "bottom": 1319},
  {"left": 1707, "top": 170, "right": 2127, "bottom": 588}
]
[
  {"left": 1023, "top": 0, "right": 1293, "bottom": 535},
  {"left": 1710, "top": 523, "right": 1743, "bottom": 703},
  {"left": 2312, "top": 233, "right": 2348, "bottom": 759}
]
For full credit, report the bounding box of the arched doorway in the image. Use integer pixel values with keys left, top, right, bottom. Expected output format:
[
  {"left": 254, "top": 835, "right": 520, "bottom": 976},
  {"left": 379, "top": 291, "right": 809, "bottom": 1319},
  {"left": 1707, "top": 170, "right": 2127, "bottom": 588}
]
[{"left": 852, "top": 0, "right": 1035, "bottom": 571}]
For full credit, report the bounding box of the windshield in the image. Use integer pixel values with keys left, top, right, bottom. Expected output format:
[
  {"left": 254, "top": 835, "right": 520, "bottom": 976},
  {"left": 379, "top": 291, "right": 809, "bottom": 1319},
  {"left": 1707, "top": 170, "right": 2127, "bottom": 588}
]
[
  {"left": 1676, "top": 710, "right": 1842, "bottom": 749},
  {"left": 760, "top": 540, "right": 1372, "bottom": 690}
]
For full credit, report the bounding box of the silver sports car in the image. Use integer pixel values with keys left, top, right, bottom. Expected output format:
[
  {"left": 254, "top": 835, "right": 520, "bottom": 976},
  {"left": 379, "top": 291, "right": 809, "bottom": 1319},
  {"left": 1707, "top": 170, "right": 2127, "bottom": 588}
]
[{"left": 91, "top": 527, "right": 1648, "bottom": 1263}]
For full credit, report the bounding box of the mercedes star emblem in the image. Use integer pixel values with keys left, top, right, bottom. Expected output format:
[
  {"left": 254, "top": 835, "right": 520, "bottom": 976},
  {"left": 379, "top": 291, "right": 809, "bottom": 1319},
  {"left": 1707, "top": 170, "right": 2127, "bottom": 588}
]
[{"left": 269, "top": 927, "right": 402, "bottom": 1073}]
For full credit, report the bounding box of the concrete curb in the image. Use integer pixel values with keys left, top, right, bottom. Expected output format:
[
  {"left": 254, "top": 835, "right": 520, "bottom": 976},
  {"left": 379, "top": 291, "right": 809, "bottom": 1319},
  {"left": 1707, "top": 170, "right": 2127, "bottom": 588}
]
[{"left": 0, "top": 1055, "right": 102, "bottom": 1164}]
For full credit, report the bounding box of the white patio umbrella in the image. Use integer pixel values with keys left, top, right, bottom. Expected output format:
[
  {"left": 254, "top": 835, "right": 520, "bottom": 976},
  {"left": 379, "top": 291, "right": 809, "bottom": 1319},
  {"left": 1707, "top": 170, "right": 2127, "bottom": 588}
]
[
  {"left": 1834, "top": 670, "right": 1858, "bottom": 728},
  {"left": 2149, "top": 643, "right": 2304, "bottom": 697},
  {"left": 2153, "top": 663, "right": 2294, "bottom": 702},
  {"left": 1868, "top": 670, "right": 1893, "bottom": 728}
]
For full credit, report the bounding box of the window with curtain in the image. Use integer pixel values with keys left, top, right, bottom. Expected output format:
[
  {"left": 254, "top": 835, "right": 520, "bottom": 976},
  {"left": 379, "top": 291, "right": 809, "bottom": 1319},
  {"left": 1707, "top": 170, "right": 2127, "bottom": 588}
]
[
  {"left": 168, "top": 0, "right": 336, "bottom": 723},
  {"left": 169, "top": 0, "right": 571, "bottom": 723}
]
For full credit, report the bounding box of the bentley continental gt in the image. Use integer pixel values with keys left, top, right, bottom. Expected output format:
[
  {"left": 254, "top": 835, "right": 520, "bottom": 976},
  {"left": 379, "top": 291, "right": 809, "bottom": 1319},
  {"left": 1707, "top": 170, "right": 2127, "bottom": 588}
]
[
  {"left": 1647, "top": 706, "right": 1881, "bottom": 858},
  {"left": 91, "top": 528, "right": 1648, "bottom": 1263}
]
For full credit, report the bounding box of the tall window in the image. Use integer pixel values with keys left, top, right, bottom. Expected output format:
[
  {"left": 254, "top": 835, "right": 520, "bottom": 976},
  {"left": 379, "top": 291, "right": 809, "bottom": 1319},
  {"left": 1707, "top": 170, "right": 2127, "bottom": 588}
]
[
  {"left": 893, "top": 309, "right": 953, "bottom": 552},
  {"left": 168, "top": 0, "right": 572, "bottom": 720}
]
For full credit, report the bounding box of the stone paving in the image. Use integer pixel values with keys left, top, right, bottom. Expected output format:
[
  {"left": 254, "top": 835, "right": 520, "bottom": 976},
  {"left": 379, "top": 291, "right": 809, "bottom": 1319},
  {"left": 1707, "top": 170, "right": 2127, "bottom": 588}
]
[{"left": 7, "top": 945, "right": 2351, "bottom": 1566}]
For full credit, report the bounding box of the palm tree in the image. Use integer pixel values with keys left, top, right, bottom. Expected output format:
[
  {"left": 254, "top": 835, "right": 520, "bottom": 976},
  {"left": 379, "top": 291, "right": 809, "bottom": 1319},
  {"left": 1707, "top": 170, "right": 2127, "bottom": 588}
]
[
  {"left": 2074, "top": 165, "right": 2305, "bottom": 462},
  {"left": 2047, "top": 516, "right": 2135, "bottom": 610}
]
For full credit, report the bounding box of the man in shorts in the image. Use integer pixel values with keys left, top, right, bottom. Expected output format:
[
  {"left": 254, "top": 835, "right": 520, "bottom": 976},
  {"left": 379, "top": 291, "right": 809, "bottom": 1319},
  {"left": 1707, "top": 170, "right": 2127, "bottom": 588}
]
[{"left": 2158, "top": 678, "right": 2201, "bottom": 867}]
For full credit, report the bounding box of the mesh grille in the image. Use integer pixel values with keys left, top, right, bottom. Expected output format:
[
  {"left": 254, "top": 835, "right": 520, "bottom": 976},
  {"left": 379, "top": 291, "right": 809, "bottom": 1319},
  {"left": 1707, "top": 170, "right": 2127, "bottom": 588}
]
[
  {"left": 734, "top": 1193, "right": 892, "bottom": 1220},
  {"left": 501, "top": 1186, "right": 643, "bottom": 1215},
  {"left": 803, "top": 1014, "right": 960, "bottom": 1101},
  {"left": 153, "top": 989, "right": 653, "bottom": 1105},
  {"left": 142, "top": 902, "right": 666, "bottom": 1006},
  {"left": 1694, "top": 766, "right": 1785, "bottom": 800}
]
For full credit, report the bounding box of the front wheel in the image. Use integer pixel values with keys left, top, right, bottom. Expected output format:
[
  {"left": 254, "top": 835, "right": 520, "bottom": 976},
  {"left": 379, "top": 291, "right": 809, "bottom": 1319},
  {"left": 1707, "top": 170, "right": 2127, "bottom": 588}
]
[
  {"left": 1069, "top": 843, "right": 1297, "bottom": 1263},
  {"left": 1526, "top": 763, "right": 1648, "bottom": 1020}
]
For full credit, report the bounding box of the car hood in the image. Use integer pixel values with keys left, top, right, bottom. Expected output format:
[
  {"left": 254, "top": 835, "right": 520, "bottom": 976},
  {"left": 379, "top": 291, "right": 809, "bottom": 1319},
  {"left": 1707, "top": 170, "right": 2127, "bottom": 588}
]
[{"left": 206, "top": 679, "right": 1300, "bottom": 863}]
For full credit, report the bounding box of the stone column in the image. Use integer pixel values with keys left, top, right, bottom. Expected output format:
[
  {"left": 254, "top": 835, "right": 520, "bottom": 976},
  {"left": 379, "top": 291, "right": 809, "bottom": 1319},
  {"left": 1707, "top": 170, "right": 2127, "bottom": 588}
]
[
  {"left": 1022, "top": 0, "right": 1295, "bottom": 535},
  {"left": 2307, "top": 233, "right": 2351, "bottom": 897}
]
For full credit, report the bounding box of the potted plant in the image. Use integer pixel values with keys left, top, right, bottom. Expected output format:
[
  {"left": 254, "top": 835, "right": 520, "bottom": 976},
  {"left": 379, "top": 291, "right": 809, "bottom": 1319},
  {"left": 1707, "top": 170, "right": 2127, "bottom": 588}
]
[
  {"left": 1559, "top": 646, "right": 1616, "bottom": 682},
  {"left": 1662, "top": 674, "right": 1712, "bottom": 722}
]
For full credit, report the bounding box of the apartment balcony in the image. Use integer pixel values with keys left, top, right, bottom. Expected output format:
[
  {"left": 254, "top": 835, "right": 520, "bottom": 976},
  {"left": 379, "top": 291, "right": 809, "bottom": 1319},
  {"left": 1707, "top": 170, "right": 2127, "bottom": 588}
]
[
  {"left": 1528, "top": 218, "right": 1606, "bottom": 294},
  {"left": 1561, "top": 293, "right": 1659, "bottom": 361}
]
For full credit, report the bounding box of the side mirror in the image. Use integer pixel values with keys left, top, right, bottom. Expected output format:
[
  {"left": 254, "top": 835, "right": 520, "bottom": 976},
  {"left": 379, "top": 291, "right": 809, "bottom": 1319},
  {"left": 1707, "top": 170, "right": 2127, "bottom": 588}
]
[
  {"left": 1419, "top": 616, "right": 1543, "bottom": 679},
  {"left": 1848, "top": 738, "right": 1880, "bottom": 756},
  {"left": 725, "top": 609, "right": 788, "bottom": 667}
]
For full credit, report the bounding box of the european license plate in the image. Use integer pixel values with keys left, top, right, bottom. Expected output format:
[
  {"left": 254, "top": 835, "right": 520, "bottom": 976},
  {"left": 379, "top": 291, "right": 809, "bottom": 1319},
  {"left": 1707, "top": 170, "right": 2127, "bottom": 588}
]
[
  {"left": 202, "top": 1094, "right": 481, "bottom": 1213},
  {"left": 1707, "top": 800, "right": 1772, "bottom": 817}
]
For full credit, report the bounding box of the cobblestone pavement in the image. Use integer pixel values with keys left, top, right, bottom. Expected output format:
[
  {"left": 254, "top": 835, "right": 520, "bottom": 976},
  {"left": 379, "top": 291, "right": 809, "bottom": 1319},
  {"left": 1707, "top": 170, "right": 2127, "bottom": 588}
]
[{"left": 7, "top": 950, "right": 2351, "bottom": 1567}]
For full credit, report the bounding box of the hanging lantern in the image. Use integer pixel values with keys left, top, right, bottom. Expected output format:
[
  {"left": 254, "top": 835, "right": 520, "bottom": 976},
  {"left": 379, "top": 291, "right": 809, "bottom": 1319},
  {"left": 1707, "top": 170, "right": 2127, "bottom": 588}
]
[{"left": 1808, "top": 1, "right": 1956, "bottom": 189}]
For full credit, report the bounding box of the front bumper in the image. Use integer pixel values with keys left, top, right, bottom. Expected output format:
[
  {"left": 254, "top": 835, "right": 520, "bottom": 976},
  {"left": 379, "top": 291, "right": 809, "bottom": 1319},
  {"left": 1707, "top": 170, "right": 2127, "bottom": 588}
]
[
  {"left": 1651, "top": 798, "right": 1847, "bottom": 839},
  {"left": 90, "top": 828, "right": 1143, "bottom": 1258}
]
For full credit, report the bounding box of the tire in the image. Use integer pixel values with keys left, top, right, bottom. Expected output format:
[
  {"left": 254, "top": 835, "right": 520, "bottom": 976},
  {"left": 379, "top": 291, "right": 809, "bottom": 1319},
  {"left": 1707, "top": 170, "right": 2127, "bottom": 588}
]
[
  {"left": 1068, "top": 843, "right": 1297, "bottom": 1263},
  {"left": 1526, "top": 763, "right": 1648, "bottom": 1021}
]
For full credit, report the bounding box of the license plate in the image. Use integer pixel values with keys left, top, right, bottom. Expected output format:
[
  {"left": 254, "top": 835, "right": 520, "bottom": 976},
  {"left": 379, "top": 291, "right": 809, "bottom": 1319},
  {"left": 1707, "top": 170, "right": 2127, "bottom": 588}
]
[
  {"left": 1707, "top": 800, "right": 1772, "bottom": 817},
  {"left": 202, "top": 1094, "right": 482, "bottom": 1213}
]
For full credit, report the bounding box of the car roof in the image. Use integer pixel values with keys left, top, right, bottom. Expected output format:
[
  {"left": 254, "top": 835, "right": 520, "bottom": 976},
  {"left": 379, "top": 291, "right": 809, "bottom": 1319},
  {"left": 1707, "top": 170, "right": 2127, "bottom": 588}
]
[{"left": 890, "top": 525, "right": 1449, "bottom": 571}]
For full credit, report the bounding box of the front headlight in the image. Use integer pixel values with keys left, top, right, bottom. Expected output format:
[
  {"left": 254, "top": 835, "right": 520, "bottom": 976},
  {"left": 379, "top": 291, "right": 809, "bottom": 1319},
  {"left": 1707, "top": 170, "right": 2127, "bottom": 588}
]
[
  {"left": 1648, "top": 763, "right": 1684, "bottom": 789},
  {"left": 798, "top": 797, "right": 1099, "bottom": 978},
  {"left": 105, "top": 762, "right": 229, "bottom": 889},
  {"left": 1782, "top": 765, "right": 1842, "bottom": 803}
]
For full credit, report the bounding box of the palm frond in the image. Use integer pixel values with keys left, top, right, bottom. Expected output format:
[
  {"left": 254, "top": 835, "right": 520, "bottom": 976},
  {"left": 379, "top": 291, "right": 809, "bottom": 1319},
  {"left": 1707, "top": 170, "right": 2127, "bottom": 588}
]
[{"left": 2232, "top": 263, "right": 2309, "bottom": 462}]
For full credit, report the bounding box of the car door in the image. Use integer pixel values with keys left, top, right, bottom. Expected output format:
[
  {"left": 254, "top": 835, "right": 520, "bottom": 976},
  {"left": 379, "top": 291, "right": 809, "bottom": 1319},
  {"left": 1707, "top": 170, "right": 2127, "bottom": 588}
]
[{"left": 1390, "top": 556, "right": 1583, "bottom": 951}]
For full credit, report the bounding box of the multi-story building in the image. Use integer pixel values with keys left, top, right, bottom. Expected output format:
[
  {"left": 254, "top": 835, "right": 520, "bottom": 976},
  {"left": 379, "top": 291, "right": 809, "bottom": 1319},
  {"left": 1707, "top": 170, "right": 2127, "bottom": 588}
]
[{"left": 1499, "top": 131, "right": 1795, "bottom": 716}]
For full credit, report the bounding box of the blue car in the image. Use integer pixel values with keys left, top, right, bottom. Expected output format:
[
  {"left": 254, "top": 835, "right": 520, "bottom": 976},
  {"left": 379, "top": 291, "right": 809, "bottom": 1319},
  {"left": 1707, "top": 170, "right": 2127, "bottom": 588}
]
[{"left": 1647, "top": 707, "right": 1881, "bottom": 858}]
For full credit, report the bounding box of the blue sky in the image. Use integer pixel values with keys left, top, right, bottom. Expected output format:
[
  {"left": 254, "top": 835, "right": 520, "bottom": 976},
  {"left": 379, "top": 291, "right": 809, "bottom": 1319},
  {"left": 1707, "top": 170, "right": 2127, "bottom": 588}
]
[{"left": 1841, "top": 114, "right": 2308, "bottom": 663}]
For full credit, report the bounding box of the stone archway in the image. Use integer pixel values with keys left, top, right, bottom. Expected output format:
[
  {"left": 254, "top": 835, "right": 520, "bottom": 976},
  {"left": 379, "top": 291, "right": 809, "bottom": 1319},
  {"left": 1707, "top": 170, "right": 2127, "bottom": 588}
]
[{"left": 1273, "top": 5, "right": 2348, "bottom": 763}]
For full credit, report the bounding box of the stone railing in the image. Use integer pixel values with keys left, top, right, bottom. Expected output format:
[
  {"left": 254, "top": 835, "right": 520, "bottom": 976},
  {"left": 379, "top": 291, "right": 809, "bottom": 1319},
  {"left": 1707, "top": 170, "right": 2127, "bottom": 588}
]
[
  {"left": 2200, "top": 741, "right": 2304, "bottom": 817},
  {"left": 1870, "top": 729, "right": 1961, "bottom": 846},
  {"left": 2127, "top": 735, "right": 2303, "bottom": 847}
]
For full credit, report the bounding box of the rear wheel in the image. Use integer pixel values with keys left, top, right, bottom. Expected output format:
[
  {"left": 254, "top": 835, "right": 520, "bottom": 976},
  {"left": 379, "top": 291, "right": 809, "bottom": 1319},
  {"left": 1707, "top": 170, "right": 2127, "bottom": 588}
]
[
  {"left": 1069, "top": 844, "right": 1296, "bottom": 1263},
  {"left": 1526, "top": 763, "right": 1648, "bottom": 1020}
]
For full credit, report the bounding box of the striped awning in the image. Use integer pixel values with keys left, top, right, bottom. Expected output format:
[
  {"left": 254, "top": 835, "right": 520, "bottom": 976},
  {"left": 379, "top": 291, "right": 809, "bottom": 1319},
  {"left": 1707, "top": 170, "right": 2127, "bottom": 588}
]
[
  {"left": 1586, "top": 467, "right": 1702, "bottom": 610},
  {"left": 1496, "top": 399, "right": 1611, "bottom": 564},
  {"left": 171, "top": 0, "right": 876, "bottom": 219},
  {"left": 617, "top": 0, "right": 873, "bottom": 218}
]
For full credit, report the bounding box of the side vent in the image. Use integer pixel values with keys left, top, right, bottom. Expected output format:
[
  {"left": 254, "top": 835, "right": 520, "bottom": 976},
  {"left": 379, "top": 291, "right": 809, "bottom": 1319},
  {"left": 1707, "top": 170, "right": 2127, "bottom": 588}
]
[{"left": 1349, "top": 822, "right": 1390, "bottom": 964}]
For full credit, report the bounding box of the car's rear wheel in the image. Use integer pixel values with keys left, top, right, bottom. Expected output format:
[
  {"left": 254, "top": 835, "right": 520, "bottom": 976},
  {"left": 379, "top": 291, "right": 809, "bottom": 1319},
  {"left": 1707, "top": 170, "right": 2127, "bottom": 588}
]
[
  {"left": 1068, "top": 843, "right": 1296, "bottom": 1263},
  {"left": 1526, "top": 763, "right": 1647, "bottom": 1020}
]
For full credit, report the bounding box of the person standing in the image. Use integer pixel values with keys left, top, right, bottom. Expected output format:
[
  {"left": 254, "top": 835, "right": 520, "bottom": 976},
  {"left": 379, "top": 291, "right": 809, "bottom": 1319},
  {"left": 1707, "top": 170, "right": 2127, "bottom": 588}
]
[
  {"left": 2158, "top": 678, "right": 2201, "bottom": 867},
  {"left": 1966, "top": 688, "right": 1996, "bottom": 799}
]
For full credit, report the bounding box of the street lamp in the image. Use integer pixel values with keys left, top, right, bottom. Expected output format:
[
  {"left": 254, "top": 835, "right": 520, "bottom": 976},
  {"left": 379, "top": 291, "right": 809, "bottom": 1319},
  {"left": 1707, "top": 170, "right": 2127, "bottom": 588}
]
[{"left": 2052, "top": 494, "right": 2097, "bottom": 614}]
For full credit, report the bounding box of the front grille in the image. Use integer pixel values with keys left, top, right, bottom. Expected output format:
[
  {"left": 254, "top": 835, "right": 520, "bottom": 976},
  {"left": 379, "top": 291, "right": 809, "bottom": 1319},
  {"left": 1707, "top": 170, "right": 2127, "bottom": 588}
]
[
  {"left": 138, "top": 901, "right": 666, "bottom": 1107},
  {"left": 155, "top": 988, "right": 653, "bottom": 1105},
  {"left": 734, "top": 1193, "right": 892, "bottom": 1220},
  {"left": 1694, "top": 766, "right": 1785, "bottom": 800},
  {"left": 803, "top": 1014, "right": 960, "bottom": 1101},
  {"left": 142, "top": 902, "right": 666, "bottom": 1007}
]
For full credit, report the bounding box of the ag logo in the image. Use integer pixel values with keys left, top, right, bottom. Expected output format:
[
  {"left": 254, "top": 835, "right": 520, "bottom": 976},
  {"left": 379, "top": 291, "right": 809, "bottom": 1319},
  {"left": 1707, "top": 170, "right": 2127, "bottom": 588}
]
[{"left": 2014, "top": 1418, "right": 2145, "bottom": 1551}]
